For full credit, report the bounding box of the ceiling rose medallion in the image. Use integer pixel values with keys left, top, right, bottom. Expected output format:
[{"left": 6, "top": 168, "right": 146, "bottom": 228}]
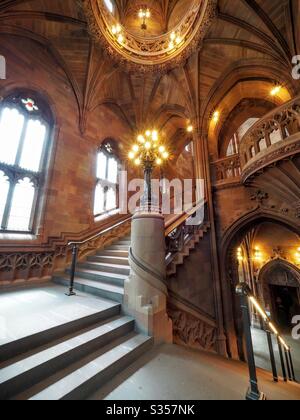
[{"left": 81, "top": 0, "right": 218, "bottom": 73}]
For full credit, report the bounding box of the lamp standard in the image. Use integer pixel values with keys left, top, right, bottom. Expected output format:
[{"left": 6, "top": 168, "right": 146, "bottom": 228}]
[{"left": 128, "top": 129, "right": 169, "bottom": 210}]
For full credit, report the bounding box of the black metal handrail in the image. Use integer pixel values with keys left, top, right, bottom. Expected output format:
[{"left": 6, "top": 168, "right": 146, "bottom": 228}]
[
  {"left": 66, "top": 216, "right": 132, "bottom": 296},
  {"left": 236, "top": 282, "right": 297, "bottom": 401}
]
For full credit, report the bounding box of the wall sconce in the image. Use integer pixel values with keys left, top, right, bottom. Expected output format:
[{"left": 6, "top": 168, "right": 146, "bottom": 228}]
[
  {"left": 169, "top": 31, "right": 183, "bottom": 50},
  {"left": 237, "top": 247, "right": 244, "bottom": 263},
  {"left": 211, "top": 110, "right": 220, "bottom": 123},
  {"left": 253, "top": 247, "right": 263, "bottom": 263},
  {"left": 111, "top": 24, "right": 125, "bottom": 45},
  {"left": 186, "top": 121, "right": 194, "bottom": 133},
  {"left": 270, "top": 84, "right": 282, "bottom": 97},
  {"left": 295, "top": 247, "right": 300, "bottom": 265}
]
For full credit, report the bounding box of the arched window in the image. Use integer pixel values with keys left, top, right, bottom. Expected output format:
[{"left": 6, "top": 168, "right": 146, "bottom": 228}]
[
  {"left": 225, "top": 118, "right": 260, "bottom": 157},
  {"left": 94, "top": 140, "right": 120, "bottom": 217},
  {"left": 0, "top": 93, "right": 52, "bottom": 232}
]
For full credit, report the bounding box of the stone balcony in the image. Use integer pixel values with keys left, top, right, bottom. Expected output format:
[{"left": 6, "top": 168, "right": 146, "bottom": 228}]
[{"left": 240, "top": 95, "right": 300, "bottom": 184}]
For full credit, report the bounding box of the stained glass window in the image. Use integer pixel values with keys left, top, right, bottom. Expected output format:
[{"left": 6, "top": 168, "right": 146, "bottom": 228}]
[
  {"left": 0, "top": 93, "right": 52, "bottom": 232},
  {"left": 94, "top": 140, "right": 120, "bottom": 217}
]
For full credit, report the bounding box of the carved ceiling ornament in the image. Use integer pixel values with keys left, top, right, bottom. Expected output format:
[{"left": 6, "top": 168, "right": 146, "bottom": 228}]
[
  {"left": 250, "top": 190, "right": 269, "bottom": 205},
  {"left": 81, "top": 0, "right": 217, "bottom": 73}
]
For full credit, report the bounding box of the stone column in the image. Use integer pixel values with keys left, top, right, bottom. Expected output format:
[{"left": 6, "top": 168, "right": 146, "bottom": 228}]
[{"left": 124, "top": 210, "right": 173, "bottom": 343}]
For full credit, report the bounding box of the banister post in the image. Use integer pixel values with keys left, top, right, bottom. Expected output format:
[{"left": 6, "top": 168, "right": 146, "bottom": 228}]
[
  {"left": 66, "top": 244, "right": 78, "bottom": 297},
  {"left": 236, "top": 283, "right": 266, "bottom": 400}
]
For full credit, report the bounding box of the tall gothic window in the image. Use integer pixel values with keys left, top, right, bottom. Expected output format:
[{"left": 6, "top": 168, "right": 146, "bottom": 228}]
[
  {"left": 0, "top": 93, "right": 52, "bottom": 233},
  {"left": 94, "top": 140, "right": 120, "bottom": 217}
]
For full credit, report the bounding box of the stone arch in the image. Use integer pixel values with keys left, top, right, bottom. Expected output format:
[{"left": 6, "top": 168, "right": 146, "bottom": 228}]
[
  {"left": 219, "top": 208, "right": 300, "bottom": 359},
  {"left": 257, "top": 259, "right": 300, "bottom": 320}
]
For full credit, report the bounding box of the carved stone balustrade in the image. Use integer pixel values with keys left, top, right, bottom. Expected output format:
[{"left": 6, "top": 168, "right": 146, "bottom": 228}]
[
  {"left": 211, "top": 154, "right": 241, "bottom": 187},
  {"left": 0, "top": 216, "right": 131, "bottom": 287},
  {"left": 240, "top": 95, "right": 300, "bottom": 183}
]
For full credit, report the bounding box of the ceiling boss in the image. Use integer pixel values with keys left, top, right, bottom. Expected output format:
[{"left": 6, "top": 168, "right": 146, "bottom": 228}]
[{"left": 82, "top": 0, "right": 218, "bottom": 73}]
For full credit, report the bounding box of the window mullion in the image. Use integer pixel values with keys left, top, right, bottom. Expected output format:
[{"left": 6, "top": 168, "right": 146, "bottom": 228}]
[
  {"left": 28, "top": 183, "right": 38, "bottom": 232},
  {"left": 15, "top": 116, "right": 28, "bottom": 167},
  {"left": 105, "top": 155, "right": 109, "bottom": 180},
  {"left": 1, "top": 181, "right": 16, "bottom": 230}
]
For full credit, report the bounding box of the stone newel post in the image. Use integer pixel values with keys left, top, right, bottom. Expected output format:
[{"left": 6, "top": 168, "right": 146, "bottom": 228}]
[{"left": 124, "top": 211, "right": 173, "bottom": 343}]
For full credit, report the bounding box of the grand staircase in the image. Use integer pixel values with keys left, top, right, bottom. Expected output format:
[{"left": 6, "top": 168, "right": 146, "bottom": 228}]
[
  {"left": 54, "top": 236, "right": 131, "bottom": 303},
  {"left": 0, "top": 235, "right": 153, "bottom": 400},
  {"left": 167, "top": 222, "right": 210, "bottom": 277}
]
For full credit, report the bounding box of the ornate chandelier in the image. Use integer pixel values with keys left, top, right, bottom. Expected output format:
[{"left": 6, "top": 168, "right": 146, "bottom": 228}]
[{"left": 128, "top": 129, "right": 169, "bottom": 208}]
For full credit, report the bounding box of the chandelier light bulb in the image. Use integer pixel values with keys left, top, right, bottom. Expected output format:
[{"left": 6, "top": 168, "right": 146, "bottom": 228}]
[
  {"left": 159, "top": 146, "right": 165, "bottom": 153},
  {"left": 117, "top": 34, "right": 124, "bottom": 44},
  {"left": 137, "top": 134, "right": 145, "bottom": 143},
  {"left": 135, "top": 158, "right": 141, "bottom": 166},
  {"left": 128, "top": 151, "right": 135, "bottom": 160},
  {"left": 152, "top": 130, "right": 158, "bottom": 141},
  {"left": 133, "top": 144, "right": 139, "bottom": 152}
]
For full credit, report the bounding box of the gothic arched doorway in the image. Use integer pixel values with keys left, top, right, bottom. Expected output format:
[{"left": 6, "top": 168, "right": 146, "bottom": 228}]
[{"left": 258, "top": 260, "right": 300, "bottom": 330}]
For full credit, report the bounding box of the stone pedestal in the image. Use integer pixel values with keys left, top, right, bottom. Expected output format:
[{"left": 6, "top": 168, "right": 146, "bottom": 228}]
[{"left": 124, "top": 211, "right": 173, "bottom": 343}]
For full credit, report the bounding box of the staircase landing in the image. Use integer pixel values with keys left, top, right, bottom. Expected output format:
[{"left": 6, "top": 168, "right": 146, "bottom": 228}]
[{"left": 0, "top": 284, "right": 152, "bottom": 400}]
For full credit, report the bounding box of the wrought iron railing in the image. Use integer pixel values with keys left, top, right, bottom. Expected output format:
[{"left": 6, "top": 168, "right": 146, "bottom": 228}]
[{"left": 236, "top": 282, "right": 297, "bottom": 401}]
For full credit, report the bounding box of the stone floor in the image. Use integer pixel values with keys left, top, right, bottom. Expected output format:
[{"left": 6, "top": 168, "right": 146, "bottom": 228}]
[
  {"left": 0, "top": 284, "right": 117, "bottom": 346},
  {"left": 252, "top": 327, "right": 300, "bottom": 381},
  {"left": 1, "top": 285, "right": 299, "bottom": 400},
  {"left": 89, "top": 344, "right": 300, "bottom": 401}
]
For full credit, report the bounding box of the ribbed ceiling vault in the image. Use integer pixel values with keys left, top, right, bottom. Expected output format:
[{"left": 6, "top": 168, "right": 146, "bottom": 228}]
[{"left": 0, "top": 0, "right": 299, "bottom": 158}]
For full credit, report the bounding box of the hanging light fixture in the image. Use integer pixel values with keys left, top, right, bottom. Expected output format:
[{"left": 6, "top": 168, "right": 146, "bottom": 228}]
[{"left": 138, "top": 6, "right": 151, "bottom": 31}]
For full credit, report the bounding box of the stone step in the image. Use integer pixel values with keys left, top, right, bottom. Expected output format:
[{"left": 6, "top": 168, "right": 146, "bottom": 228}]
[
  {"left": 0, "top": 302, "right": 120, "bottom": 362},
  {"left": 65, "top": 267, "right": 127, "bottom": 287},
  {"left": 0, "top": 316, "right": 134, "bottom": 400},
  {"left": 106, "top": 244, "right": 130, "bottom": 251},
  {"left": 96, "top": 249, "right": 129, "bottom": 258},
  {"left": 79, "top": 261, "right": 130, "bottom": 276},
  {"left": 29, "top": 334, "right": 153, "bottom": 401},
  {"left": 54, "top": 276, "right": 124, "bottom": 303},
  {"left": 87, "top": 255, "right": 129, "bottom": 266}
]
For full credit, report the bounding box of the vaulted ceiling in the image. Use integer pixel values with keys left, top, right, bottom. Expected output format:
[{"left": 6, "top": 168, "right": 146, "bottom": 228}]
[{"left": 0, "top": 0, "right": 299, "bottom": 159}]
